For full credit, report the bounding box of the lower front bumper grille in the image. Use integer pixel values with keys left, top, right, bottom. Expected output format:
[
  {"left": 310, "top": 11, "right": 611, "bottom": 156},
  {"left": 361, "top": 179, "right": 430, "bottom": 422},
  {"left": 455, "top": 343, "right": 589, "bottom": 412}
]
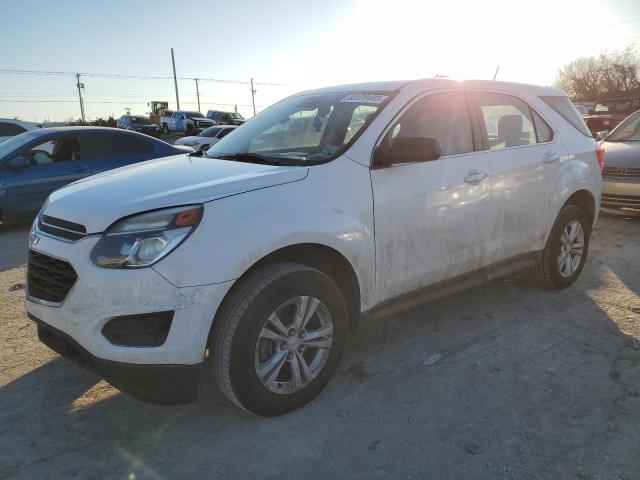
[
  {"left": 27, "top": 250, "right": 77, "bottom": 304},
  {"left": 601, "top": 193, "right": 640, "bottom": 210}
]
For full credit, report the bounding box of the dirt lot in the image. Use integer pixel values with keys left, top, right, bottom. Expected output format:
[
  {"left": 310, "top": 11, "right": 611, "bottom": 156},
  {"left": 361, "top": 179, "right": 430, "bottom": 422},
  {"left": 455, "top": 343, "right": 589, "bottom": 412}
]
[{"left": 1, "top": 216, "right": 639, "bottom": 480}]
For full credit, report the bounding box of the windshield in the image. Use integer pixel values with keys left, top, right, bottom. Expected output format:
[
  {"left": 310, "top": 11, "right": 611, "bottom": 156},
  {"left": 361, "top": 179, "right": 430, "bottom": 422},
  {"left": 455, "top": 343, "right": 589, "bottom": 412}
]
[
  {"left": 0, "top": 131, "right": 39, "bottom": 161},
  {"left": 205, "top": 91, "right": 393, "bottom": 164},
  {"left": 607, "top": 111, "right": 640, "bottom": 141},
  {"left": 229, "top": 112, "right": 244, "bottom": 119},
  {"left": 186, "top": 112, "right": 205, "bottom": 119},
  {"left": 131, "top": 116, "right": 153, "bottom": 125},
  {"left": 199, "top": 126, "right": 221, "bottom": 137},
  {"left": 594, "top": 102, "right": 609, "bottom": 113}
]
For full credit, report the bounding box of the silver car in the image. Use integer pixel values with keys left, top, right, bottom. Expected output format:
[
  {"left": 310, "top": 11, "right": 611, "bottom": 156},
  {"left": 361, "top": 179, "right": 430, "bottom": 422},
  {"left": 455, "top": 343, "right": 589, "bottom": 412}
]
[{"left": 600, "top": 110, "right": 640, "bottom": 216}]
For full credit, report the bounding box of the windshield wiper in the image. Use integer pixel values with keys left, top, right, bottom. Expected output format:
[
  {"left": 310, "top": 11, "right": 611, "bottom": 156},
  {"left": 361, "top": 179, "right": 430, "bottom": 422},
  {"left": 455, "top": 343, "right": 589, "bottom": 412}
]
[{"left": 217, "top": 152, "right": 282, "bottom": 166}]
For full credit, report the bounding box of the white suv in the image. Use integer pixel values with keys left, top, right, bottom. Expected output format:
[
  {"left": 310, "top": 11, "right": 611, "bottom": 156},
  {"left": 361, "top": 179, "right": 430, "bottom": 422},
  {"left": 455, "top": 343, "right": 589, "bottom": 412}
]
[{"left": 27, "top": 79, "right": 602, "bottom": 416}]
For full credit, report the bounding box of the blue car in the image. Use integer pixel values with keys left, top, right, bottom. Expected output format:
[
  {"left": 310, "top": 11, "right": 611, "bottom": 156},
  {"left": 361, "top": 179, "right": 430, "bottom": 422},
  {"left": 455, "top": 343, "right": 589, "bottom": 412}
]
[{"left": 0, "top": 127, "right": 191, "bottom": 226}]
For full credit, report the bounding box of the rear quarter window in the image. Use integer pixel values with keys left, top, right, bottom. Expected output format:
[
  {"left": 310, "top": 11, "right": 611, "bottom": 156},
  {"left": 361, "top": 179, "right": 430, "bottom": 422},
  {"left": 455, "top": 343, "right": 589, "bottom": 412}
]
[{"left": 540, "top": 96, "right": 592, "bottom": 137}]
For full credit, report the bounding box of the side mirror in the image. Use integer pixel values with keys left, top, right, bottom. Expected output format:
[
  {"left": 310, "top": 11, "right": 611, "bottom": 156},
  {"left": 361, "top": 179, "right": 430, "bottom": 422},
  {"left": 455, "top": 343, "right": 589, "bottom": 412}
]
[
  {"left": 8, "top": 156, "right": 30, "bottom": 169},
  {"left": 595, "top": 130, "right": 609, "bottom": 141},
  {"left": 375, "top": 136, "right": 442, "bottom": 167}
]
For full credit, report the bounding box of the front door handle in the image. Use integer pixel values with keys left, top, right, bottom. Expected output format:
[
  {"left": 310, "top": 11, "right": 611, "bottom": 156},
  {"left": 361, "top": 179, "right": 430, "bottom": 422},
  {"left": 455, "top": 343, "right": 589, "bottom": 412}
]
[
  {"left": 464, "top": 170, "right": 488, "bottom": 184},
  {"left": 543, "top": 153, "right": 560, "bottom": 163}
]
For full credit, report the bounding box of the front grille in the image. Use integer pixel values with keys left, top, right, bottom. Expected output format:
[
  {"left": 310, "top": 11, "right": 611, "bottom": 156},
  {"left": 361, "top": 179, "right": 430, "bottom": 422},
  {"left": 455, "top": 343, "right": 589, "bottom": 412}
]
[
  {"left": 601, "top": 193, "right": 640, "bottom": 210},
  {"left": 38, "top": 215, "right": 87, "bottom": 241},
  {"left": 603, "top": 166, "right": 640, "bottom": 178},
  {"left": 27, "top": 250, "right": 77, "bottom": 304}
]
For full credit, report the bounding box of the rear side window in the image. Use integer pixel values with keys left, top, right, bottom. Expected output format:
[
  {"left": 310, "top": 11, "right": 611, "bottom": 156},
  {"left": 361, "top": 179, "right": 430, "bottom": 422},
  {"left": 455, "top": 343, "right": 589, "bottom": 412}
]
[
  {"left": 540, "top": 96, "right": 592, "bottom": 137},
  {"left": 93, "top": 133, "right": 153, "bottom": 158},
  {"left": 474, "top": 93, "right": 537, "bottom": 150},
  {"left": 532, "top": 110, "right": 553, "bottom": 143},
  {"left": 0, "top": 122, "right": 26, "bottom": 136},
  {"left": 385, "top": 91, "right": 474, "bottom": 156}
]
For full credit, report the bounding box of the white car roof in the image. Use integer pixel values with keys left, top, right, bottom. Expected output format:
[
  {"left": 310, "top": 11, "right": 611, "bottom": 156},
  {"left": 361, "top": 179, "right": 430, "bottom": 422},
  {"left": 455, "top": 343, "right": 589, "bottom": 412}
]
[{"left": 297, "top": 79, "right": 566, "bottom": 98}]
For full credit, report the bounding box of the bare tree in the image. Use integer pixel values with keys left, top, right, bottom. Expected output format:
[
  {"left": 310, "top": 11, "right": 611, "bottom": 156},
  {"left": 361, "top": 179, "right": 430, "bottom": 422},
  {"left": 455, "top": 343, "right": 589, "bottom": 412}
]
[{"left": 554, "top": 45, "right": 640, "bottom": 101}]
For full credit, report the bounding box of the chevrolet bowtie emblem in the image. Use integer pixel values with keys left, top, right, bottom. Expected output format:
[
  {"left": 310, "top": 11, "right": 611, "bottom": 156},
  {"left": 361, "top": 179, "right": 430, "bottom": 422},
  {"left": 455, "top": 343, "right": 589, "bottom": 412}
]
[{"left": 29, "top": 231, "right": 39, "bottom": 247}]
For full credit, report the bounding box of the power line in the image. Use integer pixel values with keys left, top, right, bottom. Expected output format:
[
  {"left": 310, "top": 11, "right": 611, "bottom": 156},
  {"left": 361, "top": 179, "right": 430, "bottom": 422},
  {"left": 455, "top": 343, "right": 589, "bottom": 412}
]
[
  {"left": 0, "top": 68, "right": 289, "bottom": 86},
  {"left": 0, "top": 99, "right": 265, "bottom": 107}
]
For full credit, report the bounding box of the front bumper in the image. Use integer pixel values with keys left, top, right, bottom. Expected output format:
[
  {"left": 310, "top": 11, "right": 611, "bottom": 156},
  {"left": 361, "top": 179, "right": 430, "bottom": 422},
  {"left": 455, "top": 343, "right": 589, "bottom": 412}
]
[
  {"left": 601, "top": 176, "right": 640, "bottom": 215},
  {"left": 32, "top": 314, "right": 202, "bottom": 404},
  {"left": 25, "top": 232, "right": 234, "bottom": 402}
]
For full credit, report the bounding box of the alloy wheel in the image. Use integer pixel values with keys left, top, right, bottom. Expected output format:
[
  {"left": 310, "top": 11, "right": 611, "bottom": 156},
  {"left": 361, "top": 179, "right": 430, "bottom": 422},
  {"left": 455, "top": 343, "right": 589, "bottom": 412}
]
[
  {"left": 557, "top": 220, "right": 585, "bottom": 278},
  {"left": 254, "top": 296, "right": 333, "bottom": 394}
]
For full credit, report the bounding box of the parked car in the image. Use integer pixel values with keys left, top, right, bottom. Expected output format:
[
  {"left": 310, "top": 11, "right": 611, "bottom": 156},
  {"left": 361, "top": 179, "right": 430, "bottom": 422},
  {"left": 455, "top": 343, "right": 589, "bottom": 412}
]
[
  {"left": 0, "top": 118, "right": 42, "bottom": 142},
  {"left": 598, "top": 110, "right": 640, "bottom": 216},
  {"left": 160, "top": 111, "right": 214, "bottom": 135},
  {"left": 584, "top": 97, "right": 640, "bottom": 135},
  {"left": 27, "top": 80, "right": 601, "bottom": 416},
  {"left": 0, "top": 127, "right": 192, "bottom": 225},
  {"left": 174, "top": 125, "right": 237, "bottom": 150},
  {"left": 116, "top": 115, "right": 161, "bottom": 136},
  {"left": 206, "top": 110, "right": 246, "bottom": 126}
]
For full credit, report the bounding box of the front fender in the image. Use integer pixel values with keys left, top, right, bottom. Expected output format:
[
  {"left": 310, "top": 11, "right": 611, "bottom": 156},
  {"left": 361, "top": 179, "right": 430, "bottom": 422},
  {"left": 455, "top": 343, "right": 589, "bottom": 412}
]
[{"left": 153, "top": 157, "right": 376, "bottom": 309}]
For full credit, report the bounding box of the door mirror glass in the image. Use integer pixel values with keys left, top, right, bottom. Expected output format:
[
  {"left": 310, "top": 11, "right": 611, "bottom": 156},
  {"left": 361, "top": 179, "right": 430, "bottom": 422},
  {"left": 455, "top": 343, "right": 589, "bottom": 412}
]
[
  {"left": 376, "top": 136, "right": 442, "bottom": 166},
  {"left": 8, "top": 155, "right": 30, "bottom": 169},
  {"left": 595, "top": 130, "right": 609, "bottom": 141}
]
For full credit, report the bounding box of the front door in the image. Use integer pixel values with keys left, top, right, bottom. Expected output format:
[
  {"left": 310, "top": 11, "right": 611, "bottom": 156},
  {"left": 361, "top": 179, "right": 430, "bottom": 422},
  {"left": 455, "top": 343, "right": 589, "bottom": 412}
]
[
  {"left": 371, "top": 91, "right": 494, "bottom": 304},
  {"left": 5, "top": 135, "right": 90, "bottom": 220}
]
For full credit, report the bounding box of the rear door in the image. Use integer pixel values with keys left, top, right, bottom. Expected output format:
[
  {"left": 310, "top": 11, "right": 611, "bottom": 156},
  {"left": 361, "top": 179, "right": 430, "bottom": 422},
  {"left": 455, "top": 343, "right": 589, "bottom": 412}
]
[
  {"left": 4, "top": 134, "right": 90, "bottom": 219},
  {"left": 471, "top": 91, "right": 561, "bottom": 261},
  {"left": 87, "top": 131, "right": 156, "bottom": 173},
  {"left": 370, "top": 90, "right": 495, "bottom": 302}
]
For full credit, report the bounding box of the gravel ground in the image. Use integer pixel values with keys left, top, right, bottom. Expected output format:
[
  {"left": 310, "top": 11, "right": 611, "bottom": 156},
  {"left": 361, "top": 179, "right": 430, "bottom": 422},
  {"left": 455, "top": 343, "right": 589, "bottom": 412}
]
[{"left": 1, "top": 216, "right": 639, "bottom": 480}]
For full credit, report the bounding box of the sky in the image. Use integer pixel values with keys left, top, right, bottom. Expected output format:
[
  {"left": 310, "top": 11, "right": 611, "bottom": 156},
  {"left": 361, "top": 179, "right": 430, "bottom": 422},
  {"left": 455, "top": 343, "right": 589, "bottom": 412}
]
[{"left": 1, "top": 0, "right": 639, "bottom": 122}]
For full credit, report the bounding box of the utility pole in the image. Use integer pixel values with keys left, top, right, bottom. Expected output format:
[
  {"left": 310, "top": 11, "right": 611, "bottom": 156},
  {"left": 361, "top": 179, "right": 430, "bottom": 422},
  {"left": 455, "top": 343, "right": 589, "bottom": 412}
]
[
  {"left": 75, "top": 73, "right": 85, "bottom": 123},
  {"left": 493, "top": 65, "right": 500, "bottom": 81},
  {"left": 171, "top": 48, "right": 180, "bottom": 110},
  {"left": 250, "top": 78, "right": 256, "bottom": 116},
  {"left": 194, "top": 78, "right": 201, "bottom": 112}
]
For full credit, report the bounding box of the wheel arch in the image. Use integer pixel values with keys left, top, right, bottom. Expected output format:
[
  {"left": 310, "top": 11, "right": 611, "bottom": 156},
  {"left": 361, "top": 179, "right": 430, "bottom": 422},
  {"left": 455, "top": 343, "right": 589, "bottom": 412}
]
[
  {"left": 210, "top": 243, "right": 362, "bottom": 343},
  {"left": 563, "top": 189, "right": 596, "bottom": 229}
]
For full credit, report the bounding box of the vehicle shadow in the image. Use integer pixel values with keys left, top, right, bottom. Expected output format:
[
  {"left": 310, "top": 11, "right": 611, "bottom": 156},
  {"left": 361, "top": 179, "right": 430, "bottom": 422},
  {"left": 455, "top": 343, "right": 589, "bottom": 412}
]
[{"left": 2, "top": 256, "right": 639, "bottom": 479}]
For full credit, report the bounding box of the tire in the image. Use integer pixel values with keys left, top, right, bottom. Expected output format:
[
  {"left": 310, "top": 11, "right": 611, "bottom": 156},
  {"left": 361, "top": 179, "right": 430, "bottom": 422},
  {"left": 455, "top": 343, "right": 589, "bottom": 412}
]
[
  {"left": 211, "top": 263, "right": 348, "bottom": 416},
  {"left": 530, "top": 204, "right": 591, "bottom": 289},
  {"left": 162, "top": 124, "right": 169, "bottom": 135}
]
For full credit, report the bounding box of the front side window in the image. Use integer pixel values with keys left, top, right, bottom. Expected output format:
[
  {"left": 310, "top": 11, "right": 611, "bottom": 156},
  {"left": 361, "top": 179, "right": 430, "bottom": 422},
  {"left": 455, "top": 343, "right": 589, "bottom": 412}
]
[
  {"left": 217, "top": 128, "right": 234, "bottom": 139},
  {"left": 381, "top": 92, "right": 474, "bottom": 156},
  {"left": 21, "top": 137, "right": 81, "bottom": 166},
  {"left": 475, "top": 93, "right": 537, "bottom": 150},
  {"left": 200, "top": 126, "right": 221, "bottom": 137},
  {"left": 205, "top": 91, "right": 394, "bottom": 164}
]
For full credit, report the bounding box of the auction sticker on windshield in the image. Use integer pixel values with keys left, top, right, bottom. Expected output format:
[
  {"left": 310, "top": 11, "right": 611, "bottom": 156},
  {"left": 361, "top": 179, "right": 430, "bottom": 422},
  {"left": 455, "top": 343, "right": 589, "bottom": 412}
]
[{"left": 340, "top": 94, "right": 388, "bottom": 104}]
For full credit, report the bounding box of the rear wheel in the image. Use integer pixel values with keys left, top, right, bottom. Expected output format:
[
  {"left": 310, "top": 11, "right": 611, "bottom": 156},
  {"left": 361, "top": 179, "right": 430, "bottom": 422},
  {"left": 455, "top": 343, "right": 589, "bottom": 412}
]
[
  {"left": 530, "top": 204, "right": 591, "bottom": 289},
  {"left": 211, "top": 263, "right": 348, "bottom": 416}
]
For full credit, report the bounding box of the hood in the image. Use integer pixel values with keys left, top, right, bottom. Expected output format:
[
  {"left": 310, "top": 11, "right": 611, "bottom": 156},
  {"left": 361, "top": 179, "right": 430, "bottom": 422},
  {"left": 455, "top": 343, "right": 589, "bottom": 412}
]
[
  {"left": 601, "top": 141, "right": 640, "bottom": 168},
  {"left": 45, "top": 154, "right": 309, "bottom": 233},
  {"left": 133, "top": 124, "right": 159, "bottom": 130}
]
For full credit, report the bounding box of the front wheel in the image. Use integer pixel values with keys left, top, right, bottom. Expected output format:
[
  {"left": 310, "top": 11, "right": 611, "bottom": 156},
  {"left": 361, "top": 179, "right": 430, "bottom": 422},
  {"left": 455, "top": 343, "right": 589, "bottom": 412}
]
[
  {"left": 530, "top": 204, "right": 591, "bottom": 289},
  {"left": 211, "top": 263, "right": 348, "bottom": 416}
]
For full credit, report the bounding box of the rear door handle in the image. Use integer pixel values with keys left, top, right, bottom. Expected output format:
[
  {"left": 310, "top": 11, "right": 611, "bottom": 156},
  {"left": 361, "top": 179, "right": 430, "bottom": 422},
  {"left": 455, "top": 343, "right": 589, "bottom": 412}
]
[
  {"left": 464, "top": 170, "right": 488, "bottom": 184},
  {"left": 543, "top": 153, "right": 560, "bottom": 163}
]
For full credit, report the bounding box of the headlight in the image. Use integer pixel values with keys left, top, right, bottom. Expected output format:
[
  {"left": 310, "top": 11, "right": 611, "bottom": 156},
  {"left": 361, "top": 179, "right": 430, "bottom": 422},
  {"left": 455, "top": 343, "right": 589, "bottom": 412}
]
[{"left": 91, "top": 205, "right": 202, "bottom": 268}]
